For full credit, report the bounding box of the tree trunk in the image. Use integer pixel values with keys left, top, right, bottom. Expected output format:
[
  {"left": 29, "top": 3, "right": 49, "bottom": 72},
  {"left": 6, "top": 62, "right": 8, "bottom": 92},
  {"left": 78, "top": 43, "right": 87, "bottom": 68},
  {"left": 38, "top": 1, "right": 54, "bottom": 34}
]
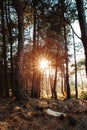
[
  {"left": 61, "top": 67, "right": 67, "bottom": 97},
  {"left": 0, "top": 2, "right": 3, "bottom": 97},
  {"left": 5, "top": 0, "right": 15, "bottom": 97},
  {"left": 13, "top": 0, "right": 29, "bottom": 101},
  {"left": 53, "top": 66, "right": 57, "bottom": 99},
  {"left": 51, "top": 54, "right": 57, "bottom": 100},
  {"left": 64, "top": 22, "right": 71, "bottom": 99},
  {"left": 60, "top": 0, "right": 71, "bottom": 99},
  {"left": 1, "top": 0, "right": 9, "bottom": 98},
  {"left": 75, "top": 0, "right": 87, "bottom": 75},
  {"left": 31, "top": 0, "right": 38, "bottom": 98},
  {"left": 73, "top": 32, "right": 78, "bottom": 99}
]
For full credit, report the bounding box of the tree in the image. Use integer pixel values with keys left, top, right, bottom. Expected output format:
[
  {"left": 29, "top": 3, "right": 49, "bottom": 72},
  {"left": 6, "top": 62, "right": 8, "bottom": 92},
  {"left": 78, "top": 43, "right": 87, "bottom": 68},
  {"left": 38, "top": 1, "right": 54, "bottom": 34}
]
[
  {"left": 31, "top": 0, "right": 38, "bottom": 98},
  {"left": 60, "top": 0, "right": 71, "bottom": 99},
  {"left": 5, "top": 0, "right": 15, "bottom": 97},
  {"left": 73, "top": 31, "right": 78, "bottom": 98},
  {"left": 75, "top": 0, "right": 87, "bottom": 75},
  {"left": 12, "top": 0, "right": 29, "bottom": 101},
  {"left": 1, "top": 0, "right": 85, "bottom": 100},
  {"left": 0, "top": 0, "right": 9, "bottom": 98}
]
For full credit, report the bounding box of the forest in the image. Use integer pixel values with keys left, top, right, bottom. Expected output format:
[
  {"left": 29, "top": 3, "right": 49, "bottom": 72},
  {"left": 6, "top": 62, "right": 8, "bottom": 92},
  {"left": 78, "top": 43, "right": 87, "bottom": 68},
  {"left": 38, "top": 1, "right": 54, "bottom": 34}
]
[{"left": 0, "top": 0, "right": 87, "bottom": 130}]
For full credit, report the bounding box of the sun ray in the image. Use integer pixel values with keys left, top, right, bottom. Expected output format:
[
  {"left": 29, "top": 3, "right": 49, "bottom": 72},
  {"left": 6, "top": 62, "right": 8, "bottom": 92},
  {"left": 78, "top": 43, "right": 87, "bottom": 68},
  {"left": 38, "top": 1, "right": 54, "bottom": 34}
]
[{"left": 39, "top": 58, "right": 49, "bottom": 70}]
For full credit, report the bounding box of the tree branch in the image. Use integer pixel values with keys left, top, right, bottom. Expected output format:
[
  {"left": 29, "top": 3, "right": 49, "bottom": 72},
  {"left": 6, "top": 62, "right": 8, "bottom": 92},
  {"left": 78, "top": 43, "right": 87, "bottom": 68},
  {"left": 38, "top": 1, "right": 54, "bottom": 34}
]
[{"left": 64, "top": 19, "right": 82, "bottom": 40}]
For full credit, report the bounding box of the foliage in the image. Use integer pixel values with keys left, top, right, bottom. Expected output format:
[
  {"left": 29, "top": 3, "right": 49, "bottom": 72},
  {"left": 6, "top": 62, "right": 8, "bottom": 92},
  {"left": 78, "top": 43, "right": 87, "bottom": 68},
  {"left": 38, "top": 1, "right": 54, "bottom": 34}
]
[
  {"left": 77, "top": 58, "right": 85, "bottom": 67},
  {"left": 0, "top": 0, "right": 86, "bottom": 99},
  {"left": 80, "top": 91, "right": 87, "bottom": 100}
]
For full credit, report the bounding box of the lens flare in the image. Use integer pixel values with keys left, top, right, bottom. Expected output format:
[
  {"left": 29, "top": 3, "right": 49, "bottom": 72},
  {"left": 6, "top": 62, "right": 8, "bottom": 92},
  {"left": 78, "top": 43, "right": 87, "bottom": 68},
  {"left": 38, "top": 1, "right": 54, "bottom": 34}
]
[{"left": 39, "top": 58, "right": 49, "bottom": 70}]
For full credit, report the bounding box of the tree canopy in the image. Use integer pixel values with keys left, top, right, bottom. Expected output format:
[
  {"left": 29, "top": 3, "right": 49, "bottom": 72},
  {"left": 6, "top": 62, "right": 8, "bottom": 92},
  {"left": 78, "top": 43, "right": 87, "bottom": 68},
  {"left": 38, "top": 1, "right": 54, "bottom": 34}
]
[{"left": 0, "top": 0, "right": 87, "bottom": 100}]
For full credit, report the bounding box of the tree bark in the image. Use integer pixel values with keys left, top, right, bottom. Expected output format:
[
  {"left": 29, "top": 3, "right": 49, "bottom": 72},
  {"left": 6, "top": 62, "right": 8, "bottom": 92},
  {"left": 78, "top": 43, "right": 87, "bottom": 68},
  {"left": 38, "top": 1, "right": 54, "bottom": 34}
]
[
  {"left": 73, "top": 32, "right": 78, "bottom": 99},
  {"left": 5, "top": 0, "right": 15, "bottom": 97},
  {"left": 12, "top": 0, "right": 29, "bottom": 101},
  {"left": 75, "top": 0, "right": 87, "bottom": 75},
  {"left": 1, "top": 0, "right": 9, "bottom": 98},
  {"left": 31, "top": 0, "right": 39, "bottom": 98},
  {"left": 64, "top": 22, "right": 71, "bottom": 99},
  {"left": 60, "top": 0, "right": 71, "bottom": 99}
]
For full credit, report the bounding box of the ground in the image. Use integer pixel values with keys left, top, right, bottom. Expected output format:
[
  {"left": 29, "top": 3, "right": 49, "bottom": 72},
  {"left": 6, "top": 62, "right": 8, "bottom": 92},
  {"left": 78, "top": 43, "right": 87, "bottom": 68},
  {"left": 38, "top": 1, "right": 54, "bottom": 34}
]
[{"left": 0, "top": 98, "right": 87, "bottom": 130}]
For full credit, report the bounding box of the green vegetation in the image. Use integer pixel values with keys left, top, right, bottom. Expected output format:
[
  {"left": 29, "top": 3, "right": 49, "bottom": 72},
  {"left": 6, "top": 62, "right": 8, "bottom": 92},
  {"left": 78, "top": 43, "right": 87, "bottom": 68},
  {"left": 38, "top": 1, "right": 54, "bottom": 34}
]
[{"left": 80, "top": 91, "right": 87, "bottom": 100}]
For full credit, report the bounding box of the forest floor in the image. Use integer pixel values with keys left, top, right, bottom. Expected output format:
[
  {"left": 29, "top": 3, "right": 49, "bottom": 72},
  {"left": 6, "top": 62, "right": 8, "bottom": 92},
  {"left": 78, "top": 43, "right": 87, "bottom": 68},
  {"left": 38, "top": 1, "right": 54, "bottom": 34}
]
[{"left": 0, "top": 97, "right": 87, "bottom": 130}]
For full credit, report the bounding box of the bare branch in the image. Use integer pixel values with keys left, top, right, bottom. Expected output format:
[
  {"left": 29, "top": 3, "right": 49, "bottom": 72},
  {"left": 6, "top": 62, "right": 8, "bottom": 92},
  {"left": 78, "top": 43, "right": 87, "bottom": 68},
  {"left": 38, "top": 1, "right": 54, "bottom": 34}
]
[{"left": 64, "top": 19, "right": 81, "bottom": 40}]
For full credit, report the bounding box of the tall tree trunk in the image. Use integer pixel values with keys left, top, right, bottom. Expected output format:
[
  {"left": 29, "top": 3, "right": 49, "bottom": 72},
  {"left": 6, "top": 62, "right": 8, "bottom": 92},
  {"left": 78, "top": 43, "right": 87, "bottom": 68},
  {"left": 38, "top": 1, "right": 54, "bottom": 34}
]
[
  {"left": 5, "top": 0, "right": 15, "bottom": 97},
  {"left": 1, "top": 0, "right": 9, "bottom": 98},
  {"left": 60, "top": 0, "right": 70, "bottom": 99},
  {"left": 61, "top": 66, "right": 66, "bottom": 97},
  {"left": 73, "top": 31, "right": 78, "bottom": 98},
  {"left": 64, "top": 22, "right": 71, "bottom": 99},
  {"left": 53, "top": 64, "right": 57, "bottom": 99},
  {"left": 0, "top": 1, "right": 3, "bottom": 97},
  {"left": 13, "top": 0, "right": 29, "bottom": 101},
  {"left": 31, "top": 0, "right": 38, "bottom": 98},
  {"left": 75, "top": 0, "right": 87, "bottom": 75}
]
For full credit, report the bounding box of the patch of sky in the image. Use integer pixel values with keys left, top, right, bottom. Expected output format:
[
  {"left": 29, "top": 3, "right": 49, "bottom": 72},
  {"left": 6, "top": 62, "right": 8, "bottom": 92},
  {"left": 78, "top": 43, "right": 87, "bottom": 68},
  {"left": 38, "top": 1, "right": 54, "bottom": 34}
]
[{"left": 69, "top": 20, "right": 85, "bottom": 64}]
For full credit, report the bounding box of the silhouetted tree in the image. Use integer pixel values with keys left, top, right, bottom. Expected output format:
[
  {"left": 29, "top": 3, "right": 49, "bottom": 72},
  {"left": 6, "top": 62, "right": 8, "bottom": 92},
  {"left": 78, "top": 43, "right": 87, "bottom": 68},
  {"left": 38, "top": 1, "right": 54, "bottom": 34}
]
[
  {"left": 0, "top": 0, "right": 9, "bottom": 98},
  {"left": 73, "top": 31, "right": 78, "bottom": 98},
  {"left": 12, "top": 0, "right": 29, "bottom": 101},
  {"left": 75, "top": 0, "right": 87, "bottom": 75}
]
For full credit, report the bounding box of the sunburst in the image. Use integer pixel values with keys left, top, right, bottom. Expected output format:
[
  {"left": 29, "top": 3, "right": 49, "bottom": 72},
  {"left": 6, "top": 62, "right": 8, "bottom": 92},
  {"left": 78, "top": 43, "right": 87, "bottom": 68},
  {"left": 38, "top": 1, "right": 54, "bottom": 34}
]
[{"left": 39, "top": 58, "right": 49, "bottom": 70}]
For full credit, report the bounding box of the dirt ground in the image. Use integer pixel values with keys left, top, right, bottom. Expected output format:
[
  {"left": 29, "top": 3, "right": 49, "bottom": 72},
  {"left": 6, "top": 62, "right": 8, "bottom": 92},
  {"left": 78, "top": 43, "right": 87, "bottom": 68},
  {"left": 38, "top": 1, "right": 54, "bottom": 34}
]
[{"left": 0, "top": 97, "right": 87, "bottom": 130}]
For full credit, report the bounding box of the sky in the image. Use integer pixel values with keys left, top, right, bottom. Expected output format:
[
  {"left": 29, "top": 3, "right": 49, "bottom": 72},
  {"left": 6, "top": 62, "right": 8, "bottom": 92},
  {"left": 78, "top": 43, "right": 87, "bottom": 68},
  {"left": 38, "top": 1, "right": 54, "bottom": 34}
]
[{"left": 69, "top": 20, "right": 85, "bottom": 63}]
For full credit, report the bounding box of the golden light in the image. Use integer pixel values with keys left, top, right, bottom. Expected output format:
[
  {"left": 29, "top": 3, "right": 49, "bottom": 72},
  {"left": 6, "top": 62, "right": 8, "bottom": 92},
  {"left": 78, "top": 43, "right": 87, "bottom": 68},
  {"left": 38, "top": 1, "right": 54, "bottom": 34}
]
[
  {"left": 38, "top": 57, "right": 54, "bottom": 79},
  {"left": 39, "top": 58, "right": 49, "bottom": 70}
]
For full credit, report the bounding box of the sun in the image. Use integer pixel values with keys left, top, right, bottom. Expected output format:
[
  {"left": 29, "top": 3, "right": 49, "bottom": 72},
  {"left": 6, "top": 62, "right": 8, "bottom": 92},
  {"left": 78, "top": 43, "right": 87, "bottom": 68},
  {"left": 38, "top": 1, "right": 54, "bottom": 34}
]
[
  {"left": 38, "top": 56, "right": 54, "bottom": 78},
  {"left": 39, "top": 58, "right": 49, "bottom": 70}
]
